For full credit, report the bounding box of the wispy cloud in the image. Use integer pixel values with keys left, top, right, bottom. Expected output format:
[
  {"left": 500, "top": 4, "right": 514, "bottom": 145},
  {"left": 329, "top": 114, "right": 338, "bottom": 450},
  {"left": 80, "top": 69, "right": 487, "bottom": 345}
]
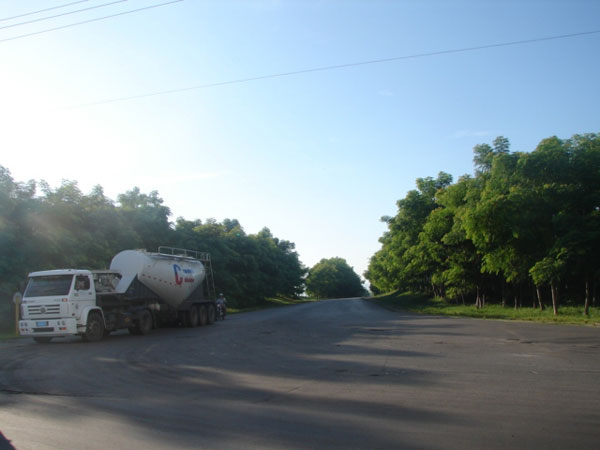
[
  {"left": 377, "top": 89, "right": 394, "bottom": 97},
  {"left": 451, "top": 130, "right": 490, "bottom": 139}
]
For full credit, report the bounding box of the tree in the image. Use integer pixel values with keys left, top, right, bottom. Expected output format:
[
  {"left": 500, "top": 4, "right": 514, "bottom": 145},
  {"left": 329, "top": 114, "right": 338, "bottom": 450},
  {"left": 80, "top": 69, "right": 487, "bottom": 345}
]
[
  {"left": 0, "top": 166, "right": 37, "bottom": 287},
  {"left": 464, "top": 151, "right": 538, "bottom": 308},
  {"left": 365, "top": 133, "right": 600, "bottom": 314},
  {"left": 172, "top": 219, "right": 306, "bottom": 307},
  {"left": 117, "top": 187, "right": 173, "bottom": 251},
  {"left": 306, "top": 257, "right": 366, "bottom": 299},
  {"left": 473, "top": 136, "right": 510, "bottom": 174},
  {"left": 0, "top": 166, "right": 307, "bottom": 317},
  {"left": 365, "top": 172, "right": 453, "bottom": 294}
]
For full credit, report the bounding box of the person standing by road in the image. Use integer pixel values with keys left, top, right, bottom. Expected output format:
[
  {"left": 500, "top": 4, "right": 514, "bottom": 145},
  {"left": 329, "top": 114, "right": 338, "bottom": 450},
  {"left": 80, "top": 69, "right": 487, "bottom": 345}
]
[{"left": 216, "top": 293, "right": 227, "bottom": 319}]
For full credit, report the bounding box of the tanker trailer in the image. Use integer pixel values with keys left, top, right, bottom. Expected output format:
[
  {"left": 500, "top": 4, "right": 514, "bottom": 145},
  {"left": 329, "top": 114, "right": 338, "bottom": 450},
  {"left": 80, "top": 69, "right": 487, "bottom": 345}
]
[{"left": 18, "top": 247, "right": 217, "bottom": 343}]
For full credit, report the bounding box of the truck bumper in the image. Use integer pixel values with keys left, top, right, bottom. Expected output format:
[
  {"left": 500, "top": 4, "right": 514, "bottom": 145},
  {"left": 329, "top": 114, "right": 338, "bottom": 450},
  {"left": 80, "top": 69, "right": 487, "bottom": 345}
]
[{"left": 19, "top": 318, "right": 79, "bottom": 337}]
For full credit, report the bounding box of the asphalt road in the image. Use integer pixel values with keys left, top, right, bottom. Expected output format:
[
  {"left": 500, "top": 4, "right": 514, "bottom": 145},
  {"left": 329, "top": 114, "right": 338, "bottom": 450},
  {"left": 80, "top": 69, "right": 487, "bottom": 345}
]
[{"left": 1, "top": 298, "right": 599, "bottom": 450}]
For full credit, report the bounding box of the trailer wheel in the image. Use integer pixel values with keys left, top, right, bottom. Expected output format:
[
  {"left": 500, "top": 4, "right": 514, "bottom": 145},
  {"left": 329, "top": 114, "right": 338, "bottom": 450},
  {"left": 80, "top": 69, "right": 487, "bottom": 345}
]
[
  {"left": 137, "top": 309, "right": 153, "bottom": 335},
  {"left": 187, "top": 306, "right": 199, "bottom": 327},
  {"left": 34, "top": 337, "right": 52, "bottom": 344},
  {"left": 83, "top": 312, "right": 105, "bottom": 342},
  {"left": 198, "top": 304, "right": 208, "bottom": 326},
  {"left": 207, "top": 304, "right": 216, "bottom": 324}
]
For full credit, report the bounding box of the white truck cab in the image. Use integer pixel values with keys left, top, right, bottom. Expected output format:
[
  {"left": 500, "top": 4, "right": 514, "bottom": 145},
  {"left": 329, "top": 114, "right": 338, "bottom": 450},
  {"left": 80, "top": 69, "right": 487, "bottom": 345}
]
[{"left": 19, "top": 269, "right": 106, "bottom": 342}]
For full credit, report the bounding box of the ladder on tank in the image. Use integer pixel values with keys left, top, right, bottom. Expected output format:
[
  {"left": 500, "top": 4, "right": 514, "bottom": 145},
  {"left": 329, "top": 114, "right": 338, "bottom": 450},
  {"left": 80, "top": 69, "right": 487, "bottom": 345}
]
[
  {"left": 198, "top": 253, "right": 216, "bottom": 301},
  {"left": 158, "top": 246, "right": 217, "bottom": 301}
]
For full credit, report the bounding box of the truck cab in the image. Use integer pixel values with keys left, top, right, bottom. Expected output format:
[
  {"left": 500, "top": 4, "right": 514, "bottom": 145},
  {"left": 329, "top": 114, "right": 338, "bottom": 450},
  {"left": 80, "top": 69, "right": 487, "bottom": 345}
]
[{"left": 19, "top": 269, "right": 102, "bottom": 342}]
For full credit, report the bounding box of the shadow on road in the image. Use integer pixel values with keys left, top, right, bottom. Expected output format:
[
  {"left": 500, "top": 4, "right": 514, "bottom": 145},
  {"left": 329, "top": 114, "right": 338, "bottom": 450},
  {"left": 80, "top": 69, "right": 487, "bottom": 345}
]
[
  {"left": 2, "top": 298, "right": 600, "bottom": 449},
  {"left": 0, "top": 431, "right": 16, "bottom": 450}
]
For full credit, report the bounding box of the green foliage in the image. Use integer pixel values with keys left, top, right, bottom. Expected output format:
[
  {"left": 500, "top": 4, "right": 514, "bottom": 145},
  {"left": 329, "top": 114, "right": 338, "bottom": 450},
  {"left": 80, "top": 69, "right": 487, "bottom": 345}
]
[
  {"left": 0, "top": 167, "right": 306, "bottom": 329},
  {"left": 366, "top": 133, "right": 600, "bottom": 314},
  {"left": 306, "top": 257, "right": 367, "bottom": 299},
  {"left": 366, "top": 171, "right": 453, "bottom": 295},
  {"left": 172, "top": 221, "right": 306, "bottom": 308}
]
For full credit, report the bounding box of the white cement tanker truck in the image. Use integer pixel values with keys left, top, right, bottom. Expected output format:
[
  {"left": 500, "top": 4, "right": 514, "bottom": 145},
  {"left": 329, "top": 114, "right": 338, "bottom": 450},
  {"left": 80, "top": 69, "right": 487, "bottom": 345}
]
[{"left": 18, "top": 247, "right": 217, "bottom": 343}]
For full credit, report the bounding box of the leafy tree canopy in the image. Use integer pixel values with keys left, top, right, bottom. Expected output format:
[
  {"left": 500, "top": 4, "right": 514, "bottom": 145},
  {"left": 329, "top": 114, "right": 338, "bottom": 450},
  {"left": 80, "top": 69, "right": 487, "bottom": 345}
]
[
  {"left": 366, "top": 132, "right": 600, "bottom": 315},
  {"left": 306, "top": 257, "right": 366, "bottom": 299},
  {"left": 0, "top": 168, "right": 307, "bottom": 328}
]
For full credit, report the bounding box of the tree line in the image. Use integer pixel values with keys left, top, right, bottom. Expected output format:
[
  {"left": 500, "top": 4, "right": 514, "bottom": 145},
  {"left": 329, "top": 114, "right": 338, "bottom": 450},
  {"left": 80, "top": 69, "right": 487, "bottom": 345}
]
[
  {"left": 0, "top": 167, "right": 307, "bottom": 329},
  {"left": 365, "top": 133, "right": 600, "bottom": 315}
]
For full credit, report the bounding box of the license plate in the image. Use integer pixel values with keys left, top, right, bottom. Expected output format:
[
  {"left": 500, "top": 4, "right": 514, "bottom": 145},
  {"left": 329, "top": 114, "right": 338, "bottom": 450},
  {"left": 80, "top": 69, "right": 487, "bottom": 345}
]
[{"left": 36, "top": 321, "right": 48, "bottom": 327}]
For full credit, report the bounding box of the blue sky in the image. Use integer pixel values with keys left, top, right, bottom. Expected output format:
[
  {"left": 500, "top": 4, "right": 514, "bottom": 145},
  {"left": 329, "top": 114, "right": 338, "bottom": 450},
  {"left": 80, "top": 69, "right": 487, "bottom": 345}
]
[{"left": 1, "top": 0, "right": 599, "bottom": 279}]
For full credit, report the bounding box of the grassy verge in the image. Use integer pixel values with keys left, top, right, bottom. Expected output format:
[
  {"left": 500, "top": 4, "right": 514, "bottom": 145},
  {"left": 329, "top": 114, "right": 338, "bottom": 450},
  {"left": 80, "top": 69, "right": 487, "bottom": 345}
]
[
  {"left": 371, "top": 291, "right": 600, "bottom": 326},
  {"left": 0, "top": 332, "right": 17, "bottom": 342},
  {"left": 227, "top": 296, "right": 318, "bottom": 314}
]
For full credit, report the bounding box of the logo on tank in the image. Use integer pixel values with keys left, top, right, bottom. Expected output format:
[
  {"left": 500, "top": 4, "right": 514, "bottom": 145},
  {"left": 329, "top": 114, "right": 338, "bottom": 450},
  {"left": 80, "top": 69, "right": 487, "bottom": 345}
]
[{"left": 173, "top": 264, "right": 195, "bottom": 285}]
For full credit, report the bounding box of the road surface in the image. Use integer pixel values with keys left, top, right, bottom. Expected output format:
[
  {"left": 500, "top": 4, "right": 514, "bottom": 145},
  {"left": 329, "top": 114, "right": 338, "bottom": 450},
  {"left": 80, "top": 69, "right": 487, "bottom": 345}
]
[{"left": 1, "top": 298, "right": 599, "bottom": 449}]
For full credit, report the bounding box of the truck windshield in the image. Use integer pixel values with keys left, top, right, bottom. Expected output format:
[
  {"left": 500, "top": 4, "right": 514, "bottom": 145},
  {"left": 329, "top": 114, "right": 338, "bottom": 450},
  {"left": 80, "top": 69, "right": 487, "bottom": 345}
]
[{"left": 24, "top": 275, "right": 74, "bottom": 297}]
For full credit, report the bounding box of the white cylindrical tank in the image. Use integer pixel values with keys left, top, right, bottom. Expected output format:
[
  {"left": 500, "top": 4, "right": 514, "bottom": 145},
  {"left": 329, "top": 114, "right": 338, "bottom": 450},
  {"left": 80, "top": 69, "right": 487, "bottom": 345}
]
[{"left": 110, "top": 250, "right": 206, "bottom": 308}]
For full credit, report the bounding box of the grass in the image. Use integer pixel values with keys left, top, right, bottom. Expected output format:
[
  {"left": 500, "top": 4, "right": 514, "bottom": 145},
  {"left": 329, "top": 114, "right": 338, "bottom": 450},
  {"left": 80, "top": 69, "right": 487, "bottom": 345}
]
[
  {"left": 370, "top": 291, "right": 600, "bottom": 326},
  {"left": 227, "top": 296, "right": 318, "bottom": 314},
  {"left": 0, "top": 332, "right": 18, "bottom": 342}
]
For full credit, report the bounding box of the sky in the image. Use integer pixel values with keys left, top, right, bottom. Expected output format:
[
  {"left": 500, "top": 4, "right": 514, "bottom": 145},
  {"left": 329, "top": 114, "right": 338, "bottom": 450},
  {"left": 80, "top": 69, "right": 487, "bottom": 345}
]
[{"left": 1, "top": 0, "right": 599, "bottom": 279}]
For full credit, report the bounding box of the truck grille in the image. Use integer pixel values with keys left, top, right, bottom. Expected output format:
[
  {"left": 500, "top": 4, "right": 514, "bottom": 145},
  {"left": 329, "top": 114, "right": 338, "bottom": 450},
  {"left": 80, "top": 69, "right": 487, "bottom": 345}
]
[{"left": 27, "top": 304, "right": 61, "bottom": 316}]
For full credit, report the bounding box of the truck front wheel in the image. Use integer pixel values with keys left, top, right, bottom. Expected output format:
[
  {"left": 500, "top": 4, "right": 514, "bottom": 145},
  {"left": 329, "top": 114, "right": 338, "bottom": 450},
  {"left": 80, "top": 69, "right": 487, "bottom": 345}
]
[{"left": 83, "top": 312, "right": 105, "bottom": 342}]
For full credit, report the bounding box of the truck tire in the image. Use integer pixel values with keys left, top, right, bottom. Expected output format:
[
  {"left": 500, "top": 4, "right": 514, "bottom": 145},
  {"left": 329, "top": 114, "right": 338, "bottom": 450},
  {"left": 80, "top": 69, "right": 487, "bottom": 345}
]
[
  {"left": 34, "top": 337, "right": 52, "bottom": 344},
  {"left": 137, "top": 309, "right": 153, "bottom": 335},
  {"left": 198, "top": 304, "right": 208, "bottom": 326},
  {"left": 207, "top": 304, "right": 216, "bottom": 324},
  {"left": 128, "top": 309, "right": 153, "bottom": 335},
  {"left": 83, "top": 312, "right": 105, "bottom": 343},
  {"left": 187, "top": 306, "right": 199, "bottom": 327}
]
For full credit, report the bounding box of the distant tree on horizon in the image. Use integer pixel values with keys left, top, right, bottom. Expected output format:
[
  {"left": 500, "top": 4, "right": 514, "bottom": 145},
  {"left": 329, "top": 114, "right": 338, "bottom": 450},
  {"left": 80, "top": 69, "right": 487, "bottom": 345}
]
[{"left": 306, "top": 257, "right": 367, "bottom": 299}]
